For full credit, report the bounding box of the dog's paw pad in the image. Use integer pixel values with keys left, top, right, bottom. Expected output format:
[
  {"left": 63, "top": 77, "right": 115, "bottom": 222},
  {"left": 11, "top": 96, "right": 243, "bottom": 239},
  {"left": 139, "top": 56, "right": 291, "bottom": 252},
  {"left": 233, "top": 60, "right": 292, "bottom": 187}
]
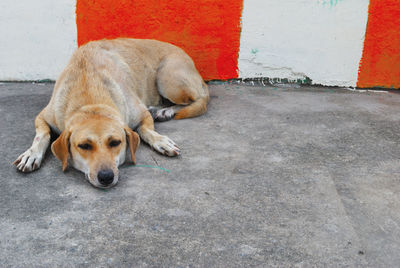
[
  {"left": 13, "top": 149, "right": 42, "bottom": 172},
  {"left": 154, "top": 108, "right": 175, "bottom": 122},
  {"left": 152, "top": 136, "right": 180, "bottom": 156}
]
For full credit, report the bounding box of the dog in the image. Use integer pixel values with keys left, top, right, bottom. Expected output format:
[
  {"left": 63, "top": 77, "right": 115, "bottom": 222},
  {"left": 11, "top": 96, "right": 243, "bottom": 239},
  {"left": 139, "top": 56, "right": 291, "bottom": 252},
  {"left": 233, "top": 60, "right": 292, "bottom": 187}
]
[{"left": 13, "top": 38, "right": 209, "bottom": 188}]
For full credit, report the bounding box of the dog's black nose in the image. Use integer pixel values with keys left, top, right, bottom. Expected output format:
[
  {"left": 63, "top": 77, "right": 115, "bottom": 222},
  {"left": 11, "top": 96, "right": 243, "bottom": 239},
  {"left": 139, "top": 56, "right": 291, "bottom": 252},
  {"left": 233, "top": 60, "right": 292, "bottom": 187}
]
[{"left": 97, "top": 169, "right": 114, "bottom": 186}]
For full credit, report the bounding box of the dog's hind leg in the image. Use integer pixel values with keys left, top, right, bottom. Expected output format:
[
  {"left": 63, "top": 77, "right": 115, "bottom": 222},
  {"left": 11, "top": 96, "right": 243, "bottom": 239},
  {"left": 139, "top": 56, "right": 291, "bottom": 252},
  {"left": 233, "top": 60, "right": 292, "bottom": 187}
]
[
  {"left": 138, "top": 110, "right": 181, "bottom": 156},
  {"left": 13, "top": 110, "right": 51, "bottom": 172},
  {"left": 148, "top": 105, "right": 184, "bottom": 122},
  {"left": 156, "top": 54, "right": 209, "bottom": 120}
]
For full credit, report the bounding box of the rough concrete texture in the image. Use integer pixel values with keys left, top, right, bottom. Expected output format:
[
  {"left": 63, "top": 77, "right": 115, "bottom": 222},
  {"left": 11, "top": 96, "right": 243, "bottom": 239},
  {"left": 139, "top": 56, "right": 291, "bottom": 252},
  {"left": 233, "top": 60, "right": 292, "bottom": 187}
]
[{"left": 1, "top": 82, "right": 400, "bottom": 267}]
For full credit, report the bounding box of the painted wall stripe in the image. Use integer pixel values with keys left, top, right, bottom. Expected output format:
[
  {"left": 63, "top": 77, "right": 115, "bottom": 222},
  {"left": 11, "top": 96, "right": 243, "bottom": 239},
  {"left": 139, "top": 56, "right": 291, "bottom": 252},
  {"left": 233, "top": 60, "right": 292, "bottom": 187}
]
[
  {"left": 357, "top": 0, "right": 400, "bottom": 89},
  {"left": 76, "top": 0, "right": 243, "bottom": 80},
  {"left": 2, "top": 0, "right": 399, "bottom": 88},
  {"left": 238, "top": 0, "right": 369, "bottom": 87},
  {"left": 0, "top": 0, "right": 77, "bottom": 80}
]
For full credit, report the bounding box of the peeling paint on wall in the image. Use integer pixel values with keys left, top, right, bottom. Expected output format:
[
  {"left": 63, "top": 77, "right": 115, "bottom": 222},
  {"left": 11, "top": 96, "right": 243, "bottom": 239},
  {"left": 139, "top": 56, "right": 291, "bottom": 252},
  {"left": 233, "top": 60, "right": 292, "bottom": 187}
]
[{"left": 226, "top": 77, "right": 313, "bottom": 87}]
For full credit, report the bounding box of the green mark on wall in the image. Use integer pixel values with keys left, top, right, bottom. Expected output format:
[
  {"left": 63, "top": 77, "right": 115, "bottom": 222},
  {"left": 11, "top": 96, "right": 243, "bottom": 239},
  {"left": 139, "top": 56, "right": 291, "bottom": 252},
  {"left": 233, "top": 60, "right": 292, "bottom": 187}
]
[
  {"left": 320, "top": 0, "right": 342, "bottom": 8},
  {"left": 251, "top": 48, "right": 259, "bottom": 55}
]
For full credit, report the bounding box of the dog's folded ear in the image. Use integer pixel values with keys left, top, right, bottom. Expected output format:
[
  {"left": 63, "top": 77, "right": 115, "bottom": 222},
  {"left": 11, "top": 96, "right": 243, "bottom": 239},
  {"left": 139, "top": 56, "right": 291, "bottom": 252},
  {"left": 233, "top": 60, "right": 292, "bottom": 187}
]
[
  {"left": 124, "top": 126, "right": 140, "bottom": 165},
  {"left": 51, "top": 130, "right": 71, "bottom": 172}
]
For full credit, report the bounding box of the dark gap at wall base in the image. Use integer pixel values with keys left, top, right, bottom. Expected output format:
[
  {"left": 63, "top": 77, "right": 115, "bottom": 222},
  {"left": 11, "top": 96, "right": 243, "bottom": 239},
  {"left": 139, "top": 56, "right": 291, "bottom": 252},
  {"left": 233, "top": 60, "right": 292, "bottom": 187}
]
[
  {"left": 0, "top": 78, "right": 397, "bottom": 92},
  {"left": 0, "top": 79, "right": 55, "bottom": 83},
  {"left": 208, "top": 78, "right": 399, "bottom": 91},
  {"left": 208, "top": 77, "right": 312, "bottom": 87}
]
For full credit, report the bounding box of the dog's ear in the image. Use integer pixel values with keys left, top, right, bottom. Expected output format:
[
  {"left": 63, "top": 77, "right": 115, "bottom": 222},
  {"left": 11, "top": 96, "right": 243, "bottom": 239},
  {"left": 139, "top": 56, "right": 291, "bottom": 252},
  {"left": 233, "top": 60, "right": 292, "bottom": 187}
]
[
  {"left": 124, "top": 126, "right": 140, "bottom": 165},
  {"left": 51, "top": 130, "right": 71, "bottom": 172}
]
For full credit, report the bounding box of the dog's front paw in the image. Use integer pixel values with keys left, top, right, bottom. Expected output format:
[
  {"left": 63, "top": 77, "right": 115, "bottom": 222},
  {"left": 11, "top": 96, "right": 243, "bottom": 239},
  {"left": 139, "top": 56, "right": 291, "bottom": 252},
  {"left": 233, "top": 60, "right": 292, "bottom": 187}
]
[
  {"left": 13, "top": 148, "right": 43, "bottom": 172},
  {"left": 152, "top": 135, "right": 181, "bottom": 156}
]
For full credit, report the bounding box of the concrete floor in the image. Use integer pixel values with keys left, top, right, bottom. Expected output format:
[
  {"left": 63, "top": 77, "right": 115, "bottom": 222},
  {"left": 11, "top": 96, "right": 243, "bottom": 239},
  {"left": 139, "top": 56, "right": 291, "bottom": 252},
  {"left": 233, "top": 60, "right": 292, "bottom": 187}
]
[{"left": 1, "top": 82, "right": 400, "bottom": 267}]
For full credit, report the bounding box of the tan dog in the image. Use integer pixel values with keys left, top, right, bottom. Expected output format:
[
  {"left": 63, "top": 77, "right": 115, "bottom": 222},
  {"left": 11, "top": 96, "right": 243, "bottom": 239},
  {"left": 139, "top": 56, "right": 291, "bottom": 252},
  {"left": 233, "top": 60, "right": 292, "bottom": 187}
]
[{"left": 13, "top": 38, "right": 209, "bottom": 188}]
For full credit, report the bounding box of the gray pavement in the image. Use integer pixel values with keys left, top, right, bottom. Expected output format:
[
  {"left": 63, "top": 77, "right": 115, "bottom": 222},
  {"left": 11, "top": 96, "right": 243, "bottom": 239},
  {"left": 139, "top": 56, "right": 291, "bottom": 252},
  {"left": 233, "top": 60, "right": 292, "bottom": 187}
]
[{"left": 1, "top": 82, "right": 400, "bottom": 267}]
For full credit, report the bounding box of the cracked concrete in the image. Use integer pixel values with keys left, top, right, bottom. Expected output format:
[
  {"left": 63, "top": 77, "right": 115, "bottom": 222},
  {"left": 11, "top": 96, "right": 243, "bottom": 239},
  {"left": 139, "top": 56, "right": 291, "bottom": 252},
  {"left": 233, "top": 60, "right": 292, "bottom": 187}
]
[{"left": 1, "top": 82, "right": 400, "bottom": 267}]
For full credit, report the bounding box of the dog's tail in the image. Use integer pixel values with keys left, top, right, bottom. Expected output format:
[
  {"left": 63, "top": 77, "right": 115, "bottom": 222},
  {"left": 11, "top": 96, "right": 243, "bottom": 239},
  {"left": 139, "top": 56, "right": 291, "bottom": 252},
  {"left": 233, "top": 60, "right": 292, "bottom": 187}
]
[{"left": 174, "top": 95, "right": 209, "bottom": 120}]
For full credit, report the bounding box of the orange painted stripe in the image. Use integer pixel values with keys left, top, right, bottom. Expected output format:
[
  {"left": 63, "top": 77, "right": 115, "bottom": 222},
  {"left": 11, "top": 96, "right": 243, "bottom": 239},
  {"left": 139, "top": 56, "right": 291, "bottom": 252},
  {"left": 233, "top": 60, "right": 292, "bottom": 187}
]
[
  {"left": 76, "top": 0, "right": 243, "bottom": 80},
  {"left": 357, "top": 0, "right": 400, "bottom": 88}
]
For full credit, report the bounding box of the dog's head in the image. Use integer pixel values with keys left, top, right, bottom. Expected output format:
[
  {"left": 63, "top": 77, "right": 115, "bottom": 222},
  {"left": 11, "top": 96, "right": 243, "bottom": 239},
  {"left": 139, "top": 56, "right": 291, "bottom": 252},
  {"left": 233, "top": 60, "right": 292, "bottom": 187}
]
[{"left": 51, "top": 115, "right": 139, "bottom": 188}]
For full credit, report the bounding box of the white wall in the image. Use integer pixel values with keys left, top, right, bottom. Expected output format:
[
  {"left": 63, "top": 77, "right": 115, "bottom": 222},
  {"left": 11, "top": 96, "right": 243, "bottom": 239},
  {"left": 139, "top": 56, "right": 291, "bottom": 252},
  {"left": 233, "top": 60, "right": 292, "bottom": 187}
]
[
  {"left": 0, "top": 0, "right": 370, "bottom": 87},
  {"left": 0, "top": 0, "right": 77, "bottom": 80},
  {"left": 238, "top": 0, "right": 369, "bottom": 87}
]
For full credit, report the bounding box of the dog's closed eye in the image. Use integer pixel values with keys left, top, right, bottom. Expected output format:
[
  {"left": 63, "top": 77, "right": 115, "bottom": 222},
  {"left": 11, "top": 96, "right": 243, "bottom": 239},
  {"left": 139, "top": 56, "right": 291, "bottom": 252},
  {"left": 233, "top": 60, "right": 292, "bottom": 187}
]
[
  {"left": 78, "top": 143, "right": 92, "bottom": 150},
  {"left": 109, "top": 140, "right": 121, "bottom": 147}
]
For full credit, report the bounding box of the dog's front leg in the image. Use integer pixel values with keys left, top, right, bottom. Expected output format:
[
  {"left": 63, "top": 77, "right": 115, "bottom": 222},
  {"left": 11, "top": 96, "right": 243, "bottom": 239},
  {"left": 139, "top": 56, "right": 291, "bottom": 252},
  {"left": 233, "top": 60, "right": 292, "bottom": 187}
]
[
  {"left": 138, "top": 111, "right": 181, "bottom": 156},
  {"left": 13, "top": 111, "right": 51, "bottom": 172}
]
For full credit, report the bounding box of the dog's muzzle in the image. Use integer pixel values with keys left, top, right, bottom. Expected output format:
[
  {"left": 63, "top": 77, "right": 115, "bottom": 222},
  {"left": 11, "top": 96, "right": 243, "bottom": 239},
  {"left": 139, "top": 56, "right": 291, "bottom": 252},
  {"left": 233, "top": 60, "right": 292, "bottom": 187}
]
[{"left": 97, "top": 169, "right": 115, "bottom": 187}]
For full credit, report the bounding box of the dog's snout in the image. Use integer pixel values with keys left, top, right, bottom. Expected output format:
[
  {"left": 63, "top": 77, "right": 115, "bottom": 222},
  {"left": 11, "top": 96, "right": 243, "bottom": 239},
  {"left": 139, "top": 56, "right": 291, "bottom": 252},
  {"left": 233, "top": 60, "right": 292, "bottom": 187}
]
[{"left": 97, "top": 169, "right": 114, "bottom": 186}]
